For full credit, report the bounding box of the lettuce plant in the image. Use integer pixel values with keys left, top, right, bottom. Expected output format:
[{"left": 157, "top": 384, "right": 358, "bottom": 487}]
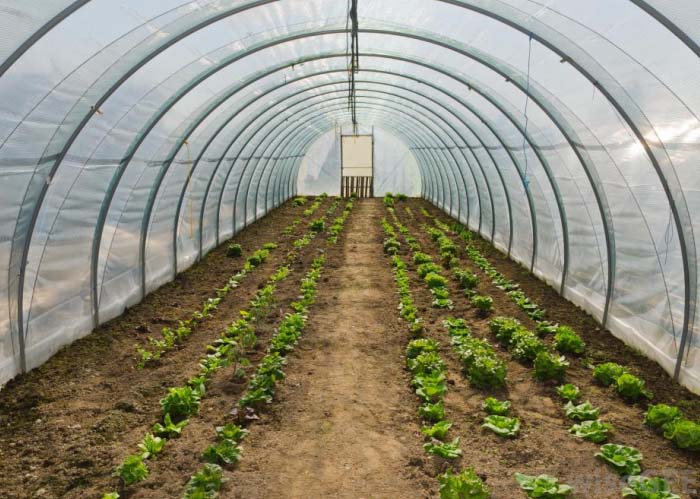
[
  {"left": 424, "top": 438, "right": 463, "bottom": 459},
  {"left": 482, "top": 415, "right": 520, "bottom": 438},
  {"left": 556, "top": 384, "right": 580, "bottom": 402},
  {"left": 535, "top": 321, "right": 558, "bottom": 336},
  {"left": 592, "top": 362, "right": 628, "bottom": 386},
  {"left": 115, "top": 454, "right": 149, "bottom": 486},
  {"left": 184, "top": 463, "right": 224, "bottom": 499},
  {"left": 616, "top": 373, "right": 653, "bottom": 401},
  {"left": 438, "top": 467, "right": 490, "bottom": 499},
  {"left": 482, "top": 397, "right": 511, "bottom": 416},
  {"left": 425, "top": 272, "right": 449, "bottom": 289},
  {"left": 471, "top": 295, "right": 493, "bottom": 316},
  {"left": 533, "top": 352, "right": 569, "bottom": 381},
  {"left": 569, "top": 420, "right": 614, "bottom": 443},
  {"left": 662, "top": 419, "right": 700, "bottom": 451},
  {"left": 468, "top": 355, "right": 507, "bottom": 390},
  {"left": 453, "top": 269, "right": 479, "bottom": 290},
  {"left": 226, "top": 243, "right": 242, "bottom": 257},
  {"left": 153, "top": 413, "right": 189, "bottom": 438},
  {"left": 553, "top": 326, "right": 585, "bottom": 354},
  {"left": 622, "top": 475, "right": 680, "bottom": 498},
  {"left": 643, "top": 404, "right": 683, "bottom": 429},
  {"left": 489, "top": 316, "right": 522, "bottom": 345},
  {"left": 383, "top": 237, "right": 401, "bottom": 255},
  {"left": 514, "top": 473, "right": 573, "bottom": 498},
  {"left": 101, "top": 493, "right": 119, "bottom": 499},
  {"left": 138, "top": 433, "right": 165, "bottom": 459},
  {"left": 419, "top": 401, "right": 445, "bottom": 422},
  {"left": 408, "top": 351, "right": 445, "bottom": 375},
  {"left": 202, "top": 439, "right": 242, "bottom": 465},
  {"left": 595, "top": 444, "right": 643, "bottom": 476},
  {"left": 160, "top": 385, "right": 202, "bottom": 419},
  {"left": 418, "top": 262, "right": 443, "bottom": 278},
  {"left": 564, "top": 401, "right": 600, "bottom": 421},
  {"left": 413, "top": 252, "right": 433, "bottom": 264},
  {"left": 406, "top": 338, "right": 440, "bottom": 359},
  {"left": 510, "top": 329, "right": 546, "bottom": 363},
  {"left": 421, "top": 420, "right": 453, "bottom": 441}
]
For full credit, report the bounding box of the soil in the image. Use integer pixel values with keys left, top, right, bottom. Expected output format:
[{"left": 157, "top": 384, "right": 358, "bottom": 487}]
[
  {"left": 0, "top": 197, "right": 330, "bottom": 498},
  {"left": 394, "top": 199, "right": 700, "bottom": 498},
  {"left": 224, "top": 199, "right": 433, "bottom": 499},
  {"left": 0, "top": 197, "right": 698, "bottom": 499}
]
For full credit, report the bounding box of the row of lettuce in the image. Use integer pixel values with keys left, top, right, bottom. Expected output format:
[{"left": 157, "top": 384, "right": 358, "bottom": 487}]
[
  {"left": 103, "top": 197, "right": 353, "bottom": 499},
  {"left": 382, "top": 194, "right": 691, "bottom": 499}
]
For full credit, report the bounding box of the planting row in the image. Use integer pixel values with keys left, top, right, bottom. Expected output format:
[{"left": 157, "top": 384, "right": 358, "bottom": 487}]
[{"left": 103, "top": 198, "right": 354, "bottom": 498}]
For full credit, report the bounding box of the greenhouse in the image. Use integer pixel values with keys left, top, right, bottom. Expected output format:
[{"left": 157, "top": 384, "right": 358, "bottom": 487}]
[{"left": 0, "top": 1, "right": 699, "bottom": 498}]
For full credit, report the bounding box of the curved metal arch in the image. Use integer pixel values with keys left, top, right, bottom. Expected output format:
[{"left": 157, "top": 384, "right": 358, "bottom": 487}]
[
  {"left": 256, "top": 100, "right": 446, "bottom": 224},
  {"left": 81, "top": 38, "right": 592, "bottom": 327},
  {"left": 257, "top": 106, "right": 441, "bottom": 218},
  {"left": 9, "top": 4, "right": 695, "bottom": 378},
  {"left": 234, "top": 81, "right": 507, "bottom": 243},
  {"left": 429, "top": 1, "right": 695, "bottom": 372},
  {"left": 227, "top": 92, "right": 464, "bottom": 235}
]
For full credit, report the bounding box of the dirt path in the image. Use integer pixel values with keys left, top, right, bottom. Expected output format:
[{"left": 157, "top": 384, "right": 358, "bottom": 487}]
[{"left": 226, "top": 199, "right": 433, "bottom": 499}]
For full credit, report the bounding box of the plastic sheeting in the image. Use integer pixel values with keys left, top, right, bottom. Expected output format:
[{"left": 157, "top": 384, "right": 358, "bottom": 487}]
[{"left": 0, "top": 0, "right": 698, "bottom": 394}]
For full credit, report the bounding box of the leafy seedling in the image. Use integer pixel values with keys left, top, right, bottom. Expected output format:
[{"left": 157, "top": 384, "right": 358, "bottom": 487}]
[
  {"left": 592, "top": 362, "right": 628, "bottom": 386},
  {"left": 482, "top": 415, "right": 520, "bottom": 438},
  {"left": 160, "top": 386, "right": 202, "bottom": 419},
  {"left": 424, "top": 438, "right": 463, "bottom": 459},
  {"left": 569, "top": 420, "right": 614, "bottom": 443},
  {"left": 533, "top": 352, "right": 569, "bottom": 382},
  {"left": 421, "top": 421, "right": 453, "bottom": 441},
  {"left": 202, "top": 439, "right": 242, "bottom": 465},
  {"left": 471, "top": 295, "right": 493, "bottom": 316},
  {"left": 662, "top": 419, "right": 700, "bottom": 451},
  {"left": 184, "top": 463, "right": 224, "bottom": 499},
  {"left": 622, "top": 475, "right": 680, "bottom": 498},
  {"left": 438, "top": 467, "right": 490, "bottom": 499},
  {"left": 419, "top": 402, "right": 445, "bottom": 422},
  {"left": 153, "top": 413, "right": 189, "bottom": 438},
  {"left": 482, "top": 397, "right": 511, "bottom": 416},
  {"left": 226, "top": 243, "right": 242, "bottom": 257},
  {"left": 138, "top": 433, "right": 165, "bottom": 459},
  {"left": 514, "top": 473, "right": 573, "bottom": 499},
  {"left": 556, "top": 384, "right": 580, "bottom": 402},
  {"left": 115, "top": 455, "right": 148, "bottom": 486},
  {"left": 553, "top": 326, "right": 586, "bottom": 355},
  {"left": 616, "top": 373, "right": 653, "bottom": 401},
  {"left": 644, "top": 404, "right": 683, "bottom": 429},
  {"left": 595, "top": 444, "right": 643, "bottom": 476},
  {"left": 564, "top": 401, "right": 600, "bottom": 421}
]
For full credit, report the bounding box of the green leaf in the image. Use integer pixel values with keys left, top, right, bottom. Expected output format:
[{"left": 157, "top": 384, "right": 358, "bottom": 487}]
[
  {"left": 101, "top": 493, "right": 120, "bottom": 499},
  {"left": 114, "top": 454, "right": 148, "bottom": 486},
  {"left": 592, "top": 362, "right": 628, "bottom": 386},
  {"left": 569, "top": 420, "right": 614, "bottom": 443},
  {"left": 160, "top": 386, "right": 202, "bottom": 419},
  {"left": 137, "top": 433, "right": 165, "bottom": 459},
  {"left": 216, "top": 423, "right": 248, "bottom": 443},
  {"left": 424, "top": 438, "right": 463, "bottom": 459},
  {"left": 421, "top": 421, "right": 453, "bottom": 441},
  {"left": 616, "top": 373, "right": 653, "bottom": 401},
  {"left": 553, "top": 326, "right": 586, "bottom": 355},
  {"left": 482, "top": 415, "right": 520, "bottom": 438},
  {"left": 184, "top": 463, "right": 224, "bottom": 499},
  {"left": 564, "top": 401, "right": 600, "bottom": 421},
  {"left": 662, "top": 419, "right": 700, "bottom": 451},
  {"left": 595, "top": 444, "right": 643, "bottom": 476},
  {"left": 153, "top": 413, "right": 189, "bottom": 438},
  {"left": 481, "top": 397, "right": 511, "bottom": 416},
  {"left": 514, "top": 473, "right": 573, "bottom": 499},
  {"left": 643, "top": 404, "right": 683, "bottom": 429},
  {"left": 533, "top": 352, "right": 569, "bottom": 381},
  {"left": 202, "top": 439, "right": 242, "bottom": 465},
  {"left": 419, "top": 402, "right": 445, "bottom": 423},
  {"left": 555, "top": 384, "right": 580, "bottom": 402},
  {"left": 438, "top": 467, "right": 490, "bottom": 499},
  {"left": 622, "top": 475, "right": 680, "bottom": 498}
]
